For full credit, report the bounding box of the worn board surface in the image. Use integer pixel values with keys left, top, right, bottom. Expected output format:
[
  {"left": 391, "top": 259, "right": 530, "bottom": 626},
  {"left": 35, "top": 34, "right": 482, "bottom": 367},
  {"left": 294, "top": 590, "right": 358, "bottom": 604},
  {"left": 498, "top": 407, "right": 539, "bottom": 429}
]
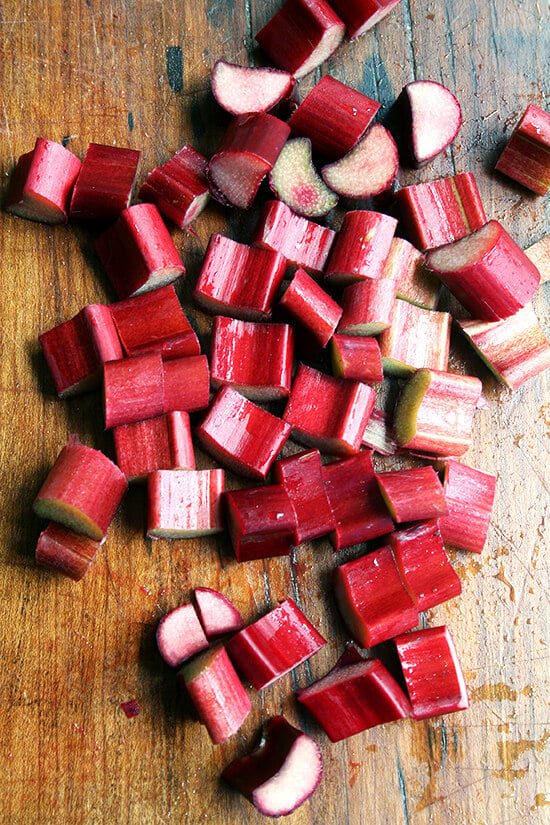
[{"left": 0, "top": 1, "right": 549, "bottom": 823}]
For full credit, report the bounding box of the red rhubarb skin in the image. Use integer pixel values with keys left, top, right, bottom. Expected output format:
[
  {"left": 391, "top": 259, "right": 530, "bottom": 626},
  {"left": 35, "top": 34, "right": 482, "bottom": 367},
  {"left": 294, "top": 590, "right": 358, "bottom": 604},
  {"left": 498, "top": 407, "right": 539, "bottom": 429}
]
[
  {"left": 324, "top": 210, "right": 397, "bottom": 286},
  {"left": 440, "top": 460, "right": 496, "bottom": 553},
  {"left": 147, "top": 469, "right": 225, "bottom": 537},
  {"left": 378, "top": 299, "right": 451, "bottom": 375},
  {"left": 210, "top": 317, "right": 294, "bottom": 401},
  {"left": 333, "top": 545, "right": 418, "bottom": 647},
  {"left": 196, "top": 386, "right": 291, "bottom": 480},
  {"left": 376, "top": 465, "right": 448, "bottom": 523},
  {"left": 328, "top": 0, "right": 402, "bottom": 39},
  {"left": 225, "top": 484, "right": 297, "bottom": 561},
  {"left": 495, "top": 103, "right": 550, "bottom": 195},
  {"left": 194, "top": 587, "right": 244, "bottom": 639},
  {"left": 69, "top": 143, "right": 141, "bottom": 221},
  {"left": 194, "top": 233, "right": 286, "bottom": 321},
  {"left": 156, "top": 604, "right": 209, "bottom": 668},
  {"left": 394, "top": 626, "right": 469, "bottom": 720},
  {"left": 381, "top": 237, "right": 440, "bottom": 310},
  {"left": 272, "top": 448, "right": 335, "bottom": 543},
  {"left": 339, "top": 278, "right": 397, "bottom": 335},
  {"left": 162, "top": 354, "right": 210, "bottom": 413},
  {"left": 331, "top": 334, "right": 384, "bottom": 383},
  {"left": 138, "top": 145, "right": 210, "bottom": 228},
  {"left": 226, "top": 598, "right": 326, "bottom": 690},
  {"left": 278, "top": 268, "right": 342, "bottom": 347},
  {"left": 297, "top": 659, "right": 411, "bottom": 742},
  {"left": 35, "top": 522, "right": 101, "bottom": 581},
  {"left": 103, "top": 352, "right": 165, "bottom": 429},
  {"left": 113, "top": 411, "right": 195, "bottom": 481},
  {"left": 289, "top": 75, "right": 380, "bottom": 160}
]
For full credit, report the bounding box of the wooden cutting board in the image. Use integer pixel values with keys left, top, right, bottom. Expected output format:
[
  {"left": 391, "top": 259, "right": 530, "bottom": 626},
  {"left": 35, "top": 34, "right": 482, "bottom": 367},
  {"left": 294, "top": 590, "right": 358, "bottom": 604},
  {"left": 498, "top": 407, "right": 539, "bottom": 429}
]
[{"left": 0, "top": 1, "right": 548, "bottom": 823}]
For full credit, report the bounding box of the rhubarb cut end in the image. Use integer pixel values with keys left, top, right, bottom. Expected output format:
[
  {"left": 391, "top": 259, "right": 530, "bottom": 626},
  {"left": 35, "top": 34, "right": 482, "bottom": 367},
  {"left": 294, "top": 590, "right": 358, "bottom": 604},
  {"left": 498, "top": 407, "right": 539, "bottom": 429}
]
[
  {"left": 33, "top": 498, "right": 106, "bottom": 542},
  {"left": 394, "top": 369, "right": 432, "bottom": 446},
  {"left": 427, "top": 222, "right": 500, "bottom": 272},
  {"left": 211, "top": 60, "right": 294, "bottom": 115},
  {"left": 132, "top": 265, "right": 185, "bottom": 297},
  {"left": 252, "top": 734, "right": 323, "bottom": 816},
  {"left": 405, "top": 81, "right": 462, "bottom": 166},
  {"left": 322, "top": 124, "right": 399, "bottom": 199},
  {"left": 208, "top": 153, "right": 270, "bottom": 210},
  {"left": 6, "top": 192, "right": 67, "bottom": 224},
  {"left": 292, "top": 25, "right": 345, "bottom": 80},
  {"left": 270, "top": 138, "right": 338, "bottom": 218}
]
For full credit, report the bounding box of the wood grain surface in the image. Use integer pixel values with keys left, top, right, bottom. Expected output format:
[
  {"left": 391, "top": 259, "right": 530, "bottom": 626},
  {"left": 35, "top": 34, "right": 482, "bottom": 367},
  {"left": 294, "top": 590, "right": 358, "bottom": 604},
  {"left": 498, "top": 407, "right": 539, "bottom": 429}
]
[{"left": 1, "top": 1, "right": 549, "bottom": 823}]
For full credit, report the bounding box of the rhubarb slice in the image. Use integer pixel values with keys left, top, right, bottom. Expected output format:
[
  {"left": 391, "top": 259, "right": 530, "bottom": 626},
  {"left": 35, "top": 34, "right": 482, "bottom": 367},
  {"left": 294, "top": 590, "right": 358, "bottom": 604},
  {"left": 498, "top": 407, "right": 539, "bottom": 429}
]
[
  {"left": 322, "top": 124, "right": 399, "bottom": 197},
  {"left": 270, "top": 137, "right": 338, "bottom": 217},
  {"left": 338, "top": 278, "right": 397, "bottom": 336},
  {"left": 273, "top": 449, "right": 335, "bottom": 543},
  {"left": 495, "top": 103, "right": 550, "bottom": 195},
  {"left": 138, "top": 144, "right": 210, "bottom": 229},
  {"left": 361, "top": 407, "right": 400, "bottom": 456},
  {"left": 327, "top": 0, "right": 403, "bottom": 40},
  {"left": 69, "top": 143, "right": 141, "bottom": 221},
  {"left": 113, "top": 411, "right": 195, "bottom": 481},
  {"left": 225, "top": 484, "right": 297, "bottom": 561},
  {"left": 331, "top": 334, "right": 383, "bottom": 383},
  {"left": 35, "top": 523, "right": 102, "bottom": 581},
  {"left": 147, "top": 469, "right": 224, "bottom": 538},
  {"left": 278, "top": 267, "right": 342, "bottom": 347},
  {"left": 156, "top": 604, "right": 209, "bottom": 667},
  {"left": 103, "top": 352, "right": 165, "bottom": 429},
  {"left": 376, "top": 466, "right": 448, "bottom": 523},
  {"left": 324, "top": 210, "right": 397, "bottom": 286},
  {"left": 380, "top": 237, "right": 440, "bottom": 310},
  {"left": 194, "top": 588, "right": 244, "bottom": 640},
  {"left": 211, "top": 60, "right": 295, "bottom": 115},
  {"left": 162, "top": 355, "right": 210, "bottom": 414},
  {"left": 525, "top": 235, "right": 550, "bottom": 284},
  {"left": 378, "top": 299, "right": 451, "bottom": 376},
  {"left": 439, "top": 459, "right": 496, "bottom": 554},
  {"left": 396, "top": 81, "right": 462, "bottom": 167}
]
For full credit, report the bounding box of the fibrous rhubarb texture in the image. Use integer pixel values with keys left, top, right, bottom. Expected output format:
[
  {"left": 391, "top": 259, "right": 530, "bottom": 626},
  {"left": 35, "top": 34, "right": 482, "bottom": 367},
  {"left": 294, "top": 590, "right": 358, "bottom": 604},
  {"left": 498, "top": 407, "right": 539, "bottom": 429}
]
[
  {"left": 333, "top": 546, "right": 418, "bottom": 647},
  {"left": 524, "top": 235, "right": 550, "bottom": 284},
  {"left": 331, "top": 334, "right": 383, "bottom": 383},
  {"left": 255, "top": 0, "right": 345, "bottom": 79},
  {"left": 283, "top": 363, "right": 375, "bottom": 456},
  {"left": 396, "top": 172, "right": 486, "bottom": 251},
  {"left": 394, "top": 368, "right": 482, "bottom": 457},
  {"left": 439, "top": 459, "right": 496, "bottom": 554},
  {"left": 156, "top": 604, "right": 209, "bottom": 667},
  {"left": 278, "top": 268, "right": 342, "bottom": 347},
  {"left": 378, "top": 299, "right": 451, "bottom": 377},
  {"left": 207, "top": 113, "right": 290, "bottom": 209},
  {"left": 458, "top": 304, "right": 550, "bottom": 390},
  {"left": 5, "top": 137, "right": 81, "bottom": 223},
  {"left": 194, "top": 588, "right": 244, "bottom": 639},
  {"left": 33, "top": 436, "right": 128, "bottom": 541},
  {"left": 338, "top": 278, "right": 397, "bottom": 336},
  {"left": 322, "top": 451, "right": 394, "bottom": 549},
  {"left": 211, "top": 60, "right": 295, "bottom": 115},
  {"left": 196, "top": 387, "right": 291, "bottom": 480},
  {"left": 297, "top": 658, "right": 411, "bottom": 742},
  {"left": 138, "top": 144, "right": 210, "bottom": 228},
  {"left": 289, "top": 75, "right": 380, "bottom": 161},
  {"left": 35, "top": 523, "right": 102, "bottom": 581},
  {"left": 425, "top": 221, "right": 540, "bottom": 321},
  {"left": 69, "top": 143, "right": 141, "bottom": 221},
  {"left": 495, "top": 103, "right": 550, "bottom": 195},
  {"left": 161, "top": 354, "right": 210, "bottom": 414},
  {"left": 326, "top": 0, "right": 403, "bottom": 39},
  {"left": 226, "top": 598, "right": 326, "bottom": 690},
  {"left": 394, "top": 626, "right": 469, "bottom": 719},
  {"left": 322, "top": 124, "right": 399, "bottom": 198},
  {"left": 95, "top": 203, "right": 185, "bottom": 298},
  {"left": 396, "top": 81, "right": 462, "bottom": 167},
  {"left": 222, "top": 716, "right": 323, "bottom": 817},
  {"left": 147, "top": 469, "right": 225, "bottom": 538},
  {"left": 103, "top": 352, "right": 165, "bottom": 429},
  {"left": 113, "top": 411, "right": 195, "bottom": 481},
  {"left": 194, "top": 233, "right": 286, "bottom": 321},
  {"left": 380, "top": 237, "right": 440, "bottom": 309},
  {"left": 376, "top": 466, "right": 448, "bottom": 523},
  {"left": 225, "top": 484, "right": 297, "bottom": 561},
  {"left": 273, "top": 449, "right": 335, "bottom": 543},
  {"left": 361, "top": 407, "right": 400, "bottom": 455},
  {"left": 210, "top": 316, "right": 294, "bottom": 401},
  {"left": 324, "top": 210, "right": 397, "bottom": 286},
  {"left": 270, "top": 137, "right": 338, "bottom": 217}
]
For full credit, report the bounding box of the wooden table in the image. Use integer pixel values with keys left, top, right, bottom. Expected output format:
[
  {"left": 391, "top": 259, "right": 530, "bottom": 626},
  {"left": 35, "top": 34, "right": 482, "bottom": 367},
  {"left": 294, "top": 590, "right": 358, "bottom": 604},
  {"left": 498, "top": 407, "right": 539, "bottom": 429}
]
[{"left": 1, "top": 1, "right": 549, "bottom": 823}]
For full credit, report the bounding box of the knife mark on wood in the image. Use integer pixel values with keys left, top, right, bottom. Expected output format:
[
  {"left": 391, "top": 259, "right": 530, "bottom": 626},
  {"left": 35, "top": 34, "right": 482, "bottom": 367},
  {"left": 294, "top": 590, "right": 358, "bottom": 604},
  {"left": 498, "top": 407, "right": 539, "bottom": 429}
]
[
  {"left": 396, "top": 756, "right": 411, "bottom": 825},
  {"left": 166, "top": 46, "right": 183, "bottom": 93},
  {"left": 127, "top": 112, "right": 134, "bottom": 132}
]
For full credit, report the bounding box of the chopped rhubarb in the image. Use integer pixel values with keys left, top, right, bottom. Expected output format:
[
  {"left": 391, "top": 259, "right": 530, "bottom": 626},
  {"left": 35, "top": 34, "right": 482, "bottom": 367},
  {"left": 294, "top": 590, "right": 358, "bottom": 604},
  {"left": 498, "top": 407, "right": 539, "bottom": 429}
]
[
  {"left": 524, "top": 235, "right": 550, "bottom": 284},
  {"left": 113, "top": 411, "right": 195, "bottom": 481},
  {"left": 331, "top": 334, "right": 383, "bottom": 383},
  {"left": 326, "top": 0, "right": 403, "bottom": 40},
  {"left": 33, "top": 436, "right": 128, "bottom": 541},
  {"left": 147, "top": 469, "right": 224, "bottom": 538},
  {"left": 103, "top": 352, "right": 165, "bottom": 429},
  {"left": 120, "top": 699, "right": 140, "bottom": 719},
  {"left": 495, "top": 103, "right": 550, "bottom": 195},
  {"left": 376, "top": 466, "right": 448, "bottom": 523},
  {"left": 156, "top": 603, "right": 209, "bottom": 667},
  {"left": 278, "top": 268, "right": 342, "bottom": 347},
  {"left": 270, "top": 137, "right": 338, "bottom": 217},
  {"left": 333, "top": 546, "right": 419, "bottom": 647},
  {"left": 210, "top": 317, "right": 294, "bottom": 401},
  {"left": 378, "top": 299, "right": 451, "bottom": 376},
  {"left": 225, "top": 484, "right": 297, "bottom": 561},
  {"left": 5, "top": 137, "right": 81, "bottom": 224},
  {"left": 255, "top": 0, "right": 345, "bottom": 79},
  {"left": 440, "top": 459, "right": 496, "bottom": 554},
  {"left": 395, "top": 81, "right": 462, "bottom": 167},
  {"left": 196, "top": 387, "right": 291, "bottom": 480},
  {"left": 394, "top": 626, "right": 469, "bottom": 719},
  {"left": 35, "top": 522, "right": 102, "bottom": 581},
  {"left": 338, "top": 278, "right": 397, "bottom": 336},
  {"left": 381, "top": 237, "right": 440, "bottom": 310},
  {"left": 69, "top": 143, "right": 141, "bottom": 221},
  {"left": 297, "top": 658, "right": 411, "bottom": 742},
  {"left": 222, "top": 716, "right": 323, "bottom": 817},
  {"left": 322, "top": 124, "right": 399, "bottom": 198},
  {"left": 211, "top": 60, "right": 295, "bottom": 115},
  {"left": 273, "top": 449, "right": 335, "bottom": 543},
  {"left": 361, "top": 407, "right": 400, "bottom": 456},
  {"left": 95, "top": 203, "right": 185, "bottom": 299},
  {"left": 324, "top": 210, "right": 397, "bottom": 286},
  {"left": 162, "top": 354, "right": 210, "bottom": 414},
  {"left": 194, "top": 588, "right": 244, "bottom": 639},
  {"left": 226, "top": 598, "right": 326, "bottom": 690},
  {"left": 138, "top": 144, "right": 210, "bottom": 228}
]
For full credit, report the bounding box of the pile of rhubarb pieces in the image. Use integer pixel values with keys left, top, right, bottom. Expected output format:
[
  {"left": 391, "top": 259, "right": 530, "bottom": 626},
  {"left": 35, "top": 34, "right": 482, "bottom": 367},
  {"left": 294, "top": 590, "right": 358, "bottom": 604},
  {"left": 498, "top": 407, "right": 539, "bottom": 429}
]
[{"left": 5, "top": 0, "right": 550, "bottom": 816}]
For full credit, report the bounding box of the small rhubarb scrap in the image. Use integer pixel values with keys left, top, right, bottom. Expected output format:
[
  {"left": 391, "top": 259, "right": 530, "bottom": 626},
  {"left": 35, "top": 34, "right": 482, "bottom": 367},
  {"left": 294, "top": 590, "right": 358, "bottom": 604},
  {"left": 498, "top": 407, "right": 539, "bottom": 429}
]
[
  {"left": 278, "top": 267, "right": 342, "bottom": 347},
  {"left": 324, "top": 210, "right": 397, "bottom": 286},
  {"left": 376, "top": 466, "right": 448, "bottom": 523},
  {"left": 331, "top": 334, "right": 383, "bottom": 384},
  {"left": 211, "top": 60, "right": 295, "bottom": 115},
  {"left": 69, "top": 143, "right": 141, "bottom": 221},
  {"left": 327, "top": 0, "right": 403, "bottom": 40},
  {"left": 378, "top": 299, "right": 451, "bottom": 377},
  {"left": 138, "top": 144, "right": 210, "bottom": 228},
  {"left": 439, "top": 459, "right": 496, "bottom": 554},
  {"left": 322, "top": 124, "right": 399, "bottom": 198},
  {"left": 35, "top": 523, "right": 102, "bottom": 581},
  {"left": 270, "top": 137, "right": 338, "bottom": 217},
  {"left": 361, "top": 407, "right": 400, "bottom": 456},
  {"left": 272, "top": 449, "right": 335, "bottom": 543},
  {"left": 225, "top": 484, "right": 297, "bottom": 561},
  {"left": 156, "top": 603, "right": 209, "bottom": 667},
  {"left": 194, "top": 588, "right": 244, "bottom": 640},
  {"left": 338, "top": 278, "right": 397, "bottom": 336},
  {"left": 495, "top": 103, "right": 550, "bottom": 195},
  {"left": 113, "top": 411, "right": 195, "bottom": 481},
  {"left": 395, "top": 80, "right": 462, "bottom": 167},
  {"left": 147, "top": 469, "right": 225, "bottom": 538},
  {"left": 380, "top": 237, "right": 440, "bottom": 310}
]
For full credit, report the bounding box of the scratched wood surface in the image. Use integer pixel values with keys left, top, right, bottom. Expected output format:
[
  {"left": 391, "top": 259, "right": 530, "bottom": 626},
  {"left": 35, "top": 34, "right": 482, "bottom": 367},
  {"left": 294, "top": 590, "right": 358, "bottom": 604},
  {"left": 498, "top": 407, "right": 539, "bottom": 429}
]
[{"left": 0, "top": 1, "right": 549, "bottom": 823}]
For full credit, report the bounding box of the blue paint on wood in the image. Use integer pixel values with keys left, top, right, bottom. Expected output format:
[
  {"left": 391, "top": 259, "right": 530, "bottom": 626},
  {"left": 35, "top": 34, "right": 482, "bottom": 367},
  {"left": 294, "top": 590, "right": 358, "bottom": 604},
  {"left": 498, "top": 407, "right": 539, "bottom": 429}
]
[
  {"left": 127, "top": 111, "right": 134, "bottom": 132},
  {"left": 166, "top": 46, "right": 183, "bottom": 93}
]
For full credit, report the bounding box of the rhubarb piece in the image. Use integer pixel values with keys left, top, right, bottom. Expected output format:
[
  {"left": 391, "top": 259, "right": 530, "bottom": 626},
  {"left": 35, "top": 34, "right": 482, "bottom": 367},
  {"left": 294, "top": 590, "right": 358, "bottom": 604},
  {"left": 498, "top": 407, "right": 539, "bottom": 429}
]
[
  {"left": 361, "top": 407, "right": 400, "bottom": 455},
  {"left": 162, "top": 355, "right": 210, "bottom": 414},
  {"left": 255, "top": 0, "right": 345, "bottom": 79},
  {"left": 194, "top": 233, "right": 286, "bottom": 321},
  {"left": 322, "top": 451, "right": 394, "bottom": 549},
  {"left": 180, "top": 646, "right": 252, "bottom": 744},
  {"left": 338, "top": 278, "right": 397, "bottom": 336},
  {"left": 147, "top": 469, "right": 224, "bottom": 538},
  {"left": 380, "top": 237, "right": 440, "bottom": 310},
  {"left": 283, "top": 363, "right": 375, "bottom": 456},
  {"left": 156, "top": 604, "right": 209, "bottom": 667},
  {"left": 289, "top": 75, "right": 380, "bottom": 161},
  {"left": 210, "top": 317, "right": 294, "bottom": 401},
  {"left": 458, "top": 304, "right": 550, "bottom": 390},
  {"left": 331, "top": 334, "right": 383, "bottom": 383},
  {"left": 95, "top": 203, "right": 185, "bottom": 299},
  {"left": 378, "top": 299, "right": 451, "bottom": 376},
  {"left": 278, "top": 268, "right": 342, "bottom": 347},
  {"left": 226, "top": 598, "right": 326, "bottom": 690},
  {"left": 196, "top": 387, "right": 291, "bottom": 480},
  {"left": 253, "top": 200, "right": 336, "bottom": 278},
  {"left": 270, "top": 137, "right": 338, "bottom": 217},
  {"left": 39, "top": 303, "right": 123, "bottom": 398},
  {"left": 524, "top": 235, "right": 550, "bottom": 284},
  {"left": 222, "top": 716, "right": 323, "bottom": 817},
  {"left": 390, "top": 520, "right": 461, "bottom": 611},
  {"left": 113, "top": 411, "right": 195, "bottom": 481},
  {"left": 439, "top": 460, "right": 496, "bottom": 554},
  {"left": 69, "top": 143, "right": 141, "bottom": 221},
  {"left": 394, "top": 626, "right": 469, "bottom": 719},
  {"left": 120, "top": 699, "right": 140, "bottom": 719},
  {"left": 207, "top": 113, "right": 290, "bottom": 209},
  {"left": 5, "top": 137, "right": 81, "bottom": 223},
  {"left": 35, "top": 522, "right": 102, "bottom": 581},
  {"left": 394, "top": 368, "right": 482, "bottom": 456},
  {"left": 322, "top": 124, "right": 398, "bottom": 197},
  {"left": 194, "top": 588, "right": 244, "bottom": 640},
  {"left": 225, "top": 484, "right": 297, "bottom": 561},
  {"left": 396, "top": 173, "right": 486, "bottom": 251},
  {"left": 273, "top": 449, "right": 335, "bottom": 543},
  {"left": 326, "top": 0, "right": 403, "bottom": 39},
  {"left": 211, "top": 60, "right": 295, "bottom": 115},
  {"left": 495, "top": 103, "right": 550, "bottom": 195},
  {"left": 426, "top": 221, "right": 540, "bottom": 321},
  {"left": 324, "top": 210, "right": 397, "bottom": 286},
  {"left": 377, "top": 466, "right": 448, "bottom": 523},
  {"left": 103, "top": 352, "right": 165, "bottom": 429},
  {"left": 396, "top": 81, "right": 462, "bottom": 167},
  {"left": 138, "top": 144, "right": 210, "bottom": 228},
  {"left": 333, "top": 546, "right": 419, "bottom": 647},
  {"left": 33, "top": 437, "right": 128, "bottom": 541},
  {"left": 109, "top": 283, "right": 200, "bottom": 359}
]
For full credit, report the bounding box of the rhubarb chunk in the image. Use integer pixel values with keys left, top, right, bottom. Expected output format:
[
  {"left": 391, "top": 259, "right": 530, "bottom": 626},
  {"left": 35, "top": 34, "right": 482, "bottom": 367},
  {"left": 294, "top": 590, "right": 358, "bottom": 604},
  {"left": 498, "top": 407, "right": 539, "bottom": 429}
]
[
  {"left": 194, "top": 588, "right": 244, "bottom": 640},
  {"left": 35, "top": 523, "right": 102, "bottom": 581},
  {"left": 327, "top": 0, "right": 403, "bottom": 39},
  {"left": 70, "top": 143, "right": 141, "bottom": 221},
  {"left": 331, "top": 334, "right": 383, "bottom": 384},
  {"left": 324, "top": 210, "right": 397, "bottom": 286},
  {"left": 156, "top": 604, "right": 209, "bottom": 667},
  {"left": 113, "top": 411, "right": 195, "bottom": 481},
  {"left": 338, "top": 278, "right": 397, "bottom": 336},
  {"left": 322, "top": 124, "right": 399, "bottom": 198},
  {"left": 278, "top": 268, "right": 342, "bottom": 347},
  {"left": 376, "top": 466, "right": 448, "bottom": 523},
  {"left": 225, "top": 484, "right": 297, "bottom": 561},
  {"left": 147, "top": 469, "right": 224, "bottom": 538},
  {"left": 378, "top": 299, "right": 451, "bottom": 376},
  {"left": 396, "top": 81, "right": 462, "bottom": 167},
  {"left": 495, "top": 103, "right": 550, "bottom": 195},
  {"left": 270, "top": 137, "right": 338, "bottom": 217},
  {"left": 211, "top": 60, "right": 295, "bottom": 115},
  {"left": 162, "top": 355, "right": 210, "bottom": 414},
  {"left": 138, "top": 144, "right": 210, "bottom": 228},
  {"left": 440, "top": 460, "right": 496, "bottom": 554},
  {"left": 381, "top": 237, "right": 440, "bottom": 310},
  {"left": 103, "top": 352, "right": 165, "bottom": 429},
  {"left": 273, "top": 449, "right": 335, "bottom": 543},
  {"left": 361, "top": 408, "right": 400, "bottom": 456}
]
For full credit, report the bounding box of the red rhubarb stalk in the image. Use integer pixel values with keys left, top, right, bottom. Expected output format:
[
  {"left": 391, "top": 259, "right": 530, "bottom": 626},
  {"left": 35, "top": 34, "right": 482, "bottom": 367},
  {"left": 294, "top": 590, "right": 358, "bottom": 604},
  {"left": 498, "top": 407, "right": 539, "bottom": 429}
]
[
  {"left": 495, "top": 103, "right": 550, "bottom": 195},
  {"left": 69, "top": 143, "right": 141, "bottom": 221},
  {"left": 338, "top": 278, "right": 397, "bottom": 336},
  {"left": 35, "top": 523, "right": 102, "bottom": 581},
  {"left": 361, "top": 407, "right": 400, "bottom": 455},
  {"left": 524, "top": 235, "right": 550, "bottom": 284},
  {"left": 324, "top": 210, "right": 397, "bottom": 286},
  {"left": 326, "top": 0, "right": 403, "bottom": 40},
  {"left": 278, "top": 268, "right": 342, "bottom": 347},
  {"left": 147, "top": 469, "right": 225, "bottom": 538},
  {"left": 378, "top": 299, "right": 451, "bottom": 377},
  {"left": 211, "top": 60, "right": 295, "bottom": 115},
  {"left": 113, "top": 411, "right": 195, "bottom": 482},
  {"left": 270, "top": 137, "right": 338, "bottom": 217},
  {"left": 272, "top": 448, "right": 335, "bottom": 543},
  {"left": 103, "top": 352, "right": 165, "bottom": 429},
  {"left": 156, "top": 604, "right": 209, "bottom": 667},
  {"left": 331, "top": 334, "right": 383, "bottom": 383},
  {"left": 440, "top": 459, "right": 496, "bottom": 554},
  {"left": 322, "top": 124, "right": 399, "bottom": 198},
  {"left": 194, "top": 588, "right": 244, "bottom": 640},
  {"left": 224, "top": 484, "right": 297, "bottom": 561},
  {"left": 162, "top": 354, "right": 210, "bottom": 414},
  {"left": 138, "top": 144, "right": 210, "bottom": 228},
  {"left": 380, "top": 237, "right": 440, "bottom": 309},
  {"left": 394, "top": 81, "right": 462, "bottom": 167},
  {"left": 376, "top": 466, "right": 448, "bottom": 523}
]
